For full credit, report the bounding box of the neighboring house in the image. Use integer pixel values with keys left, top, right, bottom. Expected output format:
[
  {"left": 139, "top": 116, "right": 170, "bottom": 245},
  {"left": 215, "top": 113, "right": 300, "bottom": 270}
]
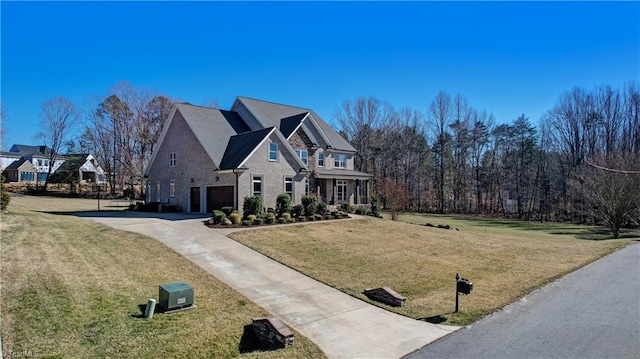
[
  {"left": 1, "top": 144, "right": 66, "bottom": 182},
  {"left": 3, "top": 158, "right": 37, "bottom": 183},
  {"left": 145, "top": 96, "right": 373, "bottom": 213},
  {"left": 1, "top": 145, "right": 105, "bottom": 185},
  {"left": 51, "top": 153, "right": 105, "bottom": 184}
]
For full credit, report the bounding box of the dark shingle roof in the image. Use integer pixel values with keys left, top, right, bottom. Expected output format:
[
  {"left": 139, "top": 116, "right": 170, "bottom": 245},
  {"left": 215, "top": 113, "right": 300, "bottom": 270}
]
[
  {"left": 55, "top": 155, "right": 86, "bottom": 172},
  {"left": 280, "top": 113, "right": 308, "bottom": 138},
  {"left": 10, "top": 144, "right": 50, "bottom": 156},
  {"left": 174, "top": 103, "right": 251, "bottom": 168},
  {"left": 5, "top": 158, "right": 32, "bottom": 170},
  {"left": 236, "top": 97, "right": 356, "bottom": 152},
  {"left": 219, "top": 127, "right": 274, "bottom": 170}
]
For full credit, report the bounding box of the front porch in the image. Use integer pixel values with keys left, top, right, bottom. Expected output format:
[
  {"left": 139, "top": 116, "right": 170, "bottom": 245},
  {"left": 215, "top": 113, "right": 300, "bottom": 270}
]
[{"left": 312, "top": 169, "right": 373, "bottom": 205}]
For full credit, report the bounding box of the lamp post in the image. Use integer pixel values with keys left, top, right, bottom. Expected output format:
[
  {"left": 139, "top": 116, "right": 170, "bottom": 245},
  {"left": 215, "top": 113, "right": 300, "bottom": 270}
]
[{"left": 93, "top": 183, "right": 102, "bottom": 211}]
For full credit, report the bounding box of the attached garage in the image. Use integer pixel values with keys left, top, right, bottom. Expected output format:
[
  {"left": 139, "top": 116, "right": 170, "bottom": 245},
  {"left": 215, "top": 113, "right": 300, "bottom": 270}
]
[{"left": 206, "top": 186, "right": 234, "bottom": 213}]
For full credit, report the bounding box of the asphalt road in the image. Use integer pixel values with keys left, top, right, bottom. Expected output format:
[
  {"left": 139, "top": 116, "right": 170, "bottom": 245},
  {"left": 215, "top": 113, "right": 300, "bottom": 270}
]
[{"left": 406, "top": 243, "right": 640, "bottom": 359}]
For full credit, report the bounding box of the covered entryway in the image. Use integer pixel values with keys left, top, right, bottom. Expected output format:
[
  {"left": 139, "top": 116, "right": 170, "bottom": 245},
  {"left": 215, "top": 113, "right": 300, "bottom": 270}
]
[
  {"left": 190, "top": 187, "right": 201, "bottom": 212},
  {"left": 206, "top": 186, "right": 234, "bottom": 213}
]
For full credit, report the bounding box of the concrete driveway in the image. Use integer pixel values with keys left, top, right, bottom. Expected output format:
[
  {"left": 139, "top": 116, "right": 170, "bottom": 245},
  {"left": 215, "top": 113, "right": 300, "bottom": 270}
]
[
  {"left": 81, "top": 211, "right": 458, "bottom": 359},
  {"left": 405, "top": 243, "right": 640, "bottom": 359}
]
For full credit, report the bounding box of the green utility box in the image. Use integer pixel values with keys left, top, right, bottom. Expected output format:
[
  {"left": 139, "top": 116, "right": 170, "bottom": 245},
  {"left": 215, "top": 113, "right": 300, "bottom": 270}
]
[{"left": 159, "top": 282, "right": 194, "bottom": 311}]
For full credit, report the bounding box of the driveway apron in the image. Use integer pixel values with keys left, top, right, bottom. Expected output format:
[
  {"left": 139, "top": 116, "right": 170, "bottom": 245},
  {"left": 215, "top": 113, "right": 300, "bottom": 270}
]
[{"left": 86, "top": 213, "right": 459, "bottom": 359}]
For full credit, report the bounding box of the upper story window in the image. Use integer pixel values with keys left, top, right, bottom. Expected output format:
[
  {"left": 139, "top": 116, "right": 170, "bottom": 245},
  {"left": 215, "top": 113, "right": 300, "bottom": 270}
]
[
  {"left": 296, "top": 150, "right": 308, "bottom": 166},
  {"left": 317, "top": 152, "right": 324, "bottom": 167},
  {"left": 269, "top": 143, "right": 278, "bottom": 161},
  {"left": 334, "top": 154, "right": 346, "bottom": 169},
  {"left": 169, "top": 152, "right": 176, "bottom": 167}
]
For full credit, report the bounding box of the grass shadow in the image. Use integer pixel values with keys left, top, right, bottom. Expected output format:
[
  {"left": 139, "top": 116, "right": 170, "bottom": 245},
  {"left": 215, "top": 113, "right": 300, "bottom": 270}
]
[
  {"left": 419, "top": 314, "right": 448, "bottom": 324},
  {"left": 131, "top": 303, "right": 165, "bottom": 318}
]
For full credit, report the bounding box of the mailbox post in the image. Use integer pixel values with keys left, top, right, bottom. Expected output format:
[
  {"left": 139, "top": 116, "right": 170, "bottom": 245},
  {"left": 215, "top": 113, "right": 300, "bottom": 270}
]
[{"left": 455, "top": 273, "right": 473, "bottom": 313}]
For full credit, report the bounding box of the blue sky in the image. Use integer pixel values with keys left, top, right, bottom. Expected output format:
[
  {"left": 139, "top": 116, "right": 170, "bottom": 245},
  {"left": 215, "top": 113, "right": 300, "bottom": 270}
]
[{"left": 1, "top": 1, "right": 638, "bottom": 148}]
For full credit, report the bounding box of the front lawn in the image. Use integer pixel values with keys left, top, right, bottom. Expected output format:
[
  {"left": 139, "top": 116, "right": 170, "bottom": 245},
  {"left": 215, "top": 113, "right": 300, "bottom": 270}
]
[
  {"left": 229, "top": 214, "right": 635, "bottom": 325},
  {"left": 0, "top": 195, "right": 325, "bottom": 358}
]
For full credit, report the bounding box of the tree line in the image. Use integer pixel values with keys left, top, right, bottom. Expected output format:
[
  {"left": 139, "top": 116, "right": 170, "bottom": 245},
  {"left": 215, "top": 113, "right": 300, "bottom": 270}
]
[
  {"left": 334, "top": 82, "right": 639, "bottom": 236},
  {"left": 16, "top": 80, "right": 640, "bottom": 236}
]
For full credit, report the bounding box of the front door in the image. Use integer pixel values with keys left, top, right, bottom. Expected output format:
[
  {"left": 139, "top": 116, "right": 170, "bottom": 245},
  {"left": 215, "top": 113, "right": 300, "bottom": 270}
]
[{"left": 190, "top": 187, "right": 201, "bottom": 212}]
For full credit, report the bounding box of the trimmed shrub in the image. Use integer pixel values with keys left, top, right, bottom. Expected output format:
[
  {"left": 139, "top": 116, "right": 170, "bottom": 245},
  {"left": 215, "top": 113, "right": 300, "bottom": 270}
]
[
  {"left": 275, "top": 193, "right": 292, "bottom": 217},
  {"left": 278, "top": 217, "right": 287, "bottom": 224},
  {"left": 266, "top": 207, "right": 275, "bottom": 214},
  {"left": 265, "top": 216, "right": 276, "bottom": 224},
  {"left": 292, "top": 204, "right": 304, "bottom": 218},
  {"left": 323, "top": 215, "right": 331, "bottom": 220},
  {"left": 228, "top": 213, "right": 241, "bottom": 224},
  {"left": 301, "top": 195, "right": 318, "bottom": 217},
  {"left": 316, "top": 202, "right": 327, "bottom": 216},
  {"left": 212, "top": 210, "right": 226, "bottom": 224},
  {"left": 253, "top": 218, "right": 264, "bottom": 226},
  {"left": 341, "top": 202, "right": 354, "bottom": 213},
  {"left": 282, "top": 212, "right": 291, "bottom": 221},
  {"left": 355, "top": 206, "right": 366, "bottom": 215},
  {"left": 298, "top": 216, "right": 307, "bottom": 222},
  {"left": 241, "top": 220, "right": 252, "bottom": 226},
  {"left": 221, "top": 206, "right": 234, "bottom": 217},
  {"left": 314, "top": 214, "right": 323, "bottom": 221},
  {"left": 247, "top": 214, "right": 257, "bottom": 222},
  {"left": 242, "top": 195, "right": 264, "bottom": 219}
]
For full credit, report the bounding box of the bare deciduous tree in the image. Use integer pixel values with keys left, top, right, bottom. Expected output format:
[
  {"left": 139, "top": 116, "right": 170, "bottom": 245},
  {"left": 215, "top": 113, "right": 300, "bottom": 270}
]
[
  {"left": 378, "top": 177, "right": 413, "bottom": 221},
  {"left": 37, "top": 96, "right": 80, "bottom": 191}
]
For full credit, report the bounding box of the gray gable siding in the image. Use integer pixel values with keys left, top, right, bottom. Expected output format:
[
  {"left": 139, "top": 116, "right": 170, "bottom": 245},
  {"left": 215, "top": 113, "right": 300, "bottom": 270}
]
[{"left": 146, "top": 110, "right": 217, "bottom": 209}]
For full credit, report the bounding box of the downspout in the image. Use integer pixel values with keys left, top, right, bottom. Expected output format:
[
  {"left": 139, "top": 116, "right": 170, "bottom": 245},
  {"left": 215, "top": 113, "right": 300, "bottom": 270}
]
[{"left": 233, "top": 168, "right": 240, "bottom": 210}]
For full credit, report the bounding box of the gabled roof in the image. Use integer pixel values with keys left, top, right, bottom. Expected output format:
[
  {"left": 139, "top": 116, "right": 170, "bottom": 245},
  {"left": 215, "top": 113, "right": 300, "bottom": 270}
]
[
  {"left": 235, "top": 96, "right": 356, "bottom": 152},
  {"left": 219, "top": 127, "right": 274, "bottom": 170},
  {"left": 219, "top": 127, "right": 308, "bottom": 171},
  {"left": 10, "top": 144, "right": 49, "bottom": 155},
  {"left": 280, "top": 113, "right": 309, "bottom": 138},
  {"left": 5, "top": 158, "right": 35, "bottom": 171},
  {"left": 158, "top": 103, "right": 251, "bottom": 170},
  {"left": 55, "top": 155, "right": 89, "bottom": 172}
]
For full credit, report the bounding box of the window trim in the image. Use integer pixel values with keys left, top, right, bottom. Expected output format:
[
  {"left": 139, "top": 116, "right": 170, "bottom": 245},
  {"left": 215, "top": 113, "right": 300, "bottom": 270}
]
[
  {"left": 252, "top": 175, "right": 263, "bottom": 197},
  {"left": 169, "top": 152, "right": 176, "bottom": 167},
  {"left": 296, "top": 149, "right": 308, "bottom": 166},
  {"left": 156, "top": 181, "right": 161, "bottom": 202},
  {"left": 336, "top": 179, "right": 347, "bottom": 202},
  {"left": 284, "top": 176, "right": 294, "bottom": 199},
  {"left": 170, "top": 179, "right": 176, "bottom": 197},
  {"left": 269, "top": 142, "right": 278, "bottom": 162},
  {"left": 334, "top": 154, "right": 346, "bottom": 169},
  {"left": 317, "top": 152, "right": 324, "bottom": 167}
]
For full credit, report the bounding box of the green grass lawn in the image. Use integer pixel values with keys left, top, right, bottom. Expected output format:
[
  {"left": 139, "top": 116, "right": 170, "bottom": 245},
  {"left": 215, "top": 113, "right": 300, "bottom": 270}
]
[
  {"left": 230, "top": 213, "right": 637, "bottom": 325},
  {"left": 0, "top": 195, "right": 325, "bottom": 358}
]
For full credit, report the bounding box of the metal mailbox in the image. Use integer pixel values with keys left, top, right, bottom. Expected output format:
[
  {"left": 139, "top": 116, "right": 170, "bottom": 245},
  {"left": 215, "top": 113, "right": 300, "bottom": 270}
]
[
  {"left": 457, "top": 278, "right": 473, "bottom": 295},
  {"left": 159, "top": 282, "right": 194, "bottom": 311}
]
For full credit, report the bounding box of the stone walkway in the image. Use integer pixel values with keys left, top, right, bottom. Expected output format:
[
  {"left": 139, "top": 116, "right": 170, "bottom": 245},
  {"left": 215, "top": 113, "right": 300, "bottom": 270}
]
[{"left": 83, "top": 212, "right": 458, "bottom": 358}]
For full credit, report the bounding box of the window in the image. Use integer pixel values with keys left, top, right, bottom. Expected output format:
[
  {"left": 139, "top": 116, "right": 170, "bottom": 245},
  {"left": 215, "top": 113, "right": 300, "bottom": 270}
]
[
  {"left": 20, "top": 172, "right": 35, "bottom": 182},
  {"left": 170, "top": 179, "right": 176, "bottom": 197},
  {"left": 317, "top": 152, "right": 324, "bottom": 167},
  {"left": 336, "top": 180, "right": 347, "bottom": 202},
  {"left": 269, "top": 143, "right": 278, "bottom": 161},
  {"left": 37, "top": 173, "right": 47, "bottom": 182},
  {"left": 296, "top": 150, "right": 308, "bottom": 166},
  {"left": 285, "top": 177, "right": 293, "bottom": 199},
  {"left": 169, "top": 152, "right": 176, "bottom": 167},
  {"left": 305, "top": 179, "right": 310, "bottom": 196},
  {"left": 252, "top": 176, "right": 262, "bottom": 197},
  {"left": 156, "top": 181, "right": 161, "bottom": 202},
  {"left": 334, "top": 154, "right": 346, "bottom": 168}
]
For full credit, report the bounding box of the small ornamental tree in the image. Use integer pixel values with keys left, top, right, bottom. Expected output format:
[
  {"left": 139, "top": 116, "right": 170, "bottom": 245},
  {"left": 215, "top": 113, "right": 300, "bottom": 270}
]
[
  {"left": 275, "top": 193, "right": 292, "bottom": 217},
  {"left": 370, "top": 193, "right": 380, "bottom": 217},
  {"left": 242, "top": 195, "right": 264, "bottom": 219},
  {"left": 1, "top": 176, "right": 10, "bottom": 211},
  {"left": 378, "top": 178, "right": 412, "bottom": 221}
]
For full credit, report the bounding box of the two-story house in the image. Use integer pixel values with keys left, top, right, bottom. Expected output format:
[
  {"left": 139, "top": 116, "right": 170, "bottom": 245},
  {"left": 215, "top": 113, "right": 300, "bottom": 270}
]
[{"left": 144, "top": 96, "right": 372, "bottom": 213}]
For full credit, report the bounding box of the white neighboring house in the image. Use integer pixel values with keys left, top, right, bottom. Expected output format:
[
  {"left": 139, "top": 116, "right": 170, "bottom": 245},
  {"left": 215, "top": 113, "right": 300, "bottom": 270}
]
[{"left": 1, "top": 145, "right": 104, "bottom": 185}]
